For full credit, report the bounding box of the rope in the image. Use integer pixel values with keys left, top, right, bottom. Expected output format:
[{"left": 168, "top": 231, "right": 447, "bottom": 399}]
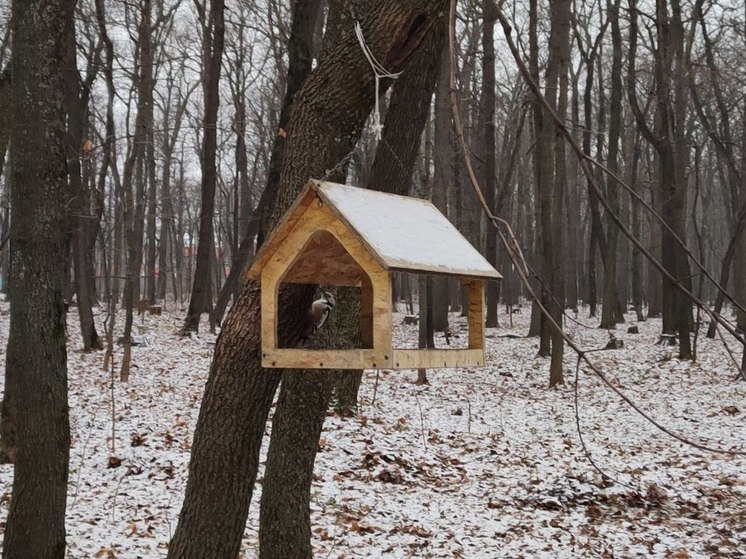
[{"left": 354, "top": 20, "right": 402, "bottom": 140}]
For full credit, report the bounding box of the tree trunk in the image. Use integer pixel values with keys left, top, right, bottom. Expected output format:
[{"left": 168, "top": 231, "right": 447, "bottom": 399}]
[
  {"left": 258, "top": 370, "right": 334, "bottom": 559},
  {"left": 259, "top": 4, "right": 446, "bottom": 555},
  {"left": 182, "top": 0, "right": 226, "bottom": 333},
  {"left": 0, "top": 67, "right": 9, "bottom": 189},
  {"left": 600, "top": 0, "right": 624, "bottom": 329},
  {"left": 547, "top": 0, "right": 571, "bottom": 387},
  {"left": 120, "top": 0, "right": 154, "bottom": 381},
  {"left": 481, "top": 0, "right": 499, "bottom": 328},
  {"left": 259, "top": 285, "right": 359, "bottom": 559},
  {"left": 333, "top": 14, "right": 445, "bottom": 413},
  {"left": 2, "top": 0, "right": 72, "bottom": 554},
  {"left": 628, "top": 0, "right": 694, "bottom": 356},
  {"left": 145, "top": 124, "right": 158, "bottom": 305},
  {"left": 257, "top": 0, "right": 322, "bottom": 246},
  {"left": 167, "top": 3, "right": 441, "bottom": 556},
  {"left": 432, "top": 44, "right": 453, "bottom": 332},
  {"left": 64, "top": 22, "right": 101, "bottom": 351}
]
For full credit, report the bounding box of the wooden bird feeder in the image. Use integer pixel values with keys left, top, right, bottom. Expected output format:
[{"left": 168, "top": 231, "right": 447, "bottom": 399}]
[{"left": 247, "top": 179, "right": 502, "bottom": 370}]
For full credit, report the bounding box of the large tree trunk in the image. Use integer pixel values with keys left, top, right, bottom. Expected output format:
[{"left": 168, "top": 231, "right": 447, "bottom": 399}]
[
  {"left": 260, "top": 6, "right": 447, "bottom": 557},
  {"left": 167, "top": 3, "right": 440, "bottom": 556},
  {"left": 1, "top": 0, "right": 72, "bottom": 554},
  {"left": 182, "top": 0, "right": 226, "bottom": 333},
  {"left": 259, "top": 286, "right": 359, "bottom": 559}
]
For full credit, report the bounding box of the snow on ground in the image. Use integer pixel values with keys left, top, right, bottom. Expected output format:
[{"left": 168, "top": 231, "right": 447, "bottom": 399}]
[{"left": 0, "top": 300, "right": 744, "bottom": 558}]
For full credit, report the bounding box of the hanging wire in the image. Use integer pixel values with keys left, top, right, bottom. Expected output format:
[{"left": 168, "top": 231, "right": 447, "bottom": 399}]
[{"left": 354, "top": 20, "right": 403, "bottom": 140}]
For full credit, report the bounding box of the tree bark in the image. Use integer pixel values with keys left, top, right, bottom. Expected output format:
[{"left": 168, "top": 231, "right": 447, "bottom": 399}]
[
  {"left": 547, "top": 0, "right": 571, "bottom": 387},
  {"left": 259, "top": 286, "right": 359, "bottom": 559},
  {"left": 257, "top": 0, "right": 323, "bottom": 246},
  {"left": 333, "top": 14, "right": 445, "bottom": 413},
  {"left": 167, "top": 2, "right": 440, "bottom": 556},
  {"left": 628, "top": 0, "right": 696, "bottom": 357},
  {"left": 1, "top": 0, "right": 72, "bottom": 554},
  {"left": 0, "top": 66, "right": 9, "bottom": 183},
  {"left": 259, "top": 5, "right": 446, "bottom": 556}
]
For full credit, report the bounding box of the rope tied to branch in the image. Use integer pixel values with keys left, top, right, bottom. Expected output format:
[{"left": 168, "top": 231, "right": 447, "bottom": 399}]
[{"left": 354, "top": 20, "right": 402, "bottom": 140}]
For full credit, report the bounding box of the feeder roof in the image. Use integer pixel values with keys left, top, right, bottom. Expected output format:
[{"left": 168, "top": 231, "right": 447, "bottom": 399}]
[{"left": 249, "top": 180, "right": 502, "bottom": 281}]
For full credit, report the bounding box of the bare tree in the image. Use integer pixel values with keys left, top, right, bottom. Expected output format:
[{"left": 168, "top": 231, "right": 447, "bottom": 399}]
[
  {"left": 120, "top": 0, "right": 156, "bottom": 381},
  {"left": 1, "top": 0, "right": 72, "bottom": 554},
  {"left": 167, "top": 3, "right": 443, "bottom": 555},
  {"left": 628, "top": 0, "right": 699, "bottom": 358},
  {"left": 181, "top": 0, "right": 226, "bottom": 333},
  {"left": 64, "top": 5, "right": 103, "bottom": 350}
]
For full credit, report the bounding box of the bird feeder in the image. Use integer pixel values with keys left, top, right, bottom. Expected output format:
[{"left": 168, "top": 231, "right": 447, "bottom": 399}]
[{"left": 247, "top": 179, "right": 501, "bottom": 370}]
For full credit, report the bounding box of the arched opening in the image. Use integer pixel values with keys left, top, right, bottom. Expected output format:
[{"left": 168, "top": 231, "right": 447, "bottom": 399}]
[{"left": 277, "top": 230, "right": 375, "bottom": 350}]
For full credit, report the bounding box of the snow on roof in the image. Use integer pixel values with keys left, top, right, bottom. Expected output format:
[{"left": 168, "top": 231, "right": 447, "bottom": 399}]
[{"left": 317, "top": 181, "right": 501, "bottom": 279}]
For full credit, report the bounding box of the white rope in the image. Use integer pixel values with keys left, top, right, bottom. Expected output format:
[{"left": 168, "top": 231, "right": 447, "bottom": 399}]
[{"left": 354, "top": 20, "right": 402, "bottom": 140}]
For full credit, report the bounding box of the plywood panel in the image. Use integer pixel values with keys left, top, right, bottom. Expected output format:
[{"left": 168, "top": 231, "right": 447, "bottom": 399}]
[
  {"left": 360, "top": 276, "right": 374, "bottom": 348},
  {"left": 261, "top": 273, "right": 279, "bottom": 357},
  {"left": 262, "top": 349, "right": 392, "bottom": 369},
  {"left": 247, "top": 185, "right": 317, "bottom": 280},
  {"left": 282, "top": 230, "right": 365, "bottom": 286},
  {"left": 315, "top": 180, "right": 502, "bottom": 280},
  {"left": 391, "top": 348, "right": 485, "bottom": 369},
  {"left": 466, "top": 281, "right": 485, "bottom": 350},
  {"left": 370, "top": 270, "right": 392, "bottom": 354}
]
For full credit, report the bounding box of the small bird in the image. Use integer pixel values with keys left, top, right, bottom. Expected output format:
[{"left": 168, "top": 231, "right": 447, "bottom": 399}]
[{"left": 303, "top": 291, "right": 335, "bottom": 341}]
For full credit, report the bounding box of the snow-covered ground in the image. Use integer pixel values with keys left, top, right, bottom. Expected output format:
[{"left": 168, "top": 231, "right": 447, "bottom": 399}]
[{"left": 0, "top": 301, "right": 744, "bottom": 558}]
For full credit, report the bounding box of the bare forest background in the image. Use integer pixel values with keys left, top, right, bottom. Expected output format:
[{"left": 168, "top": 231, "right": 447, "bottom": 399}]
[{"left": 0, "top": 0, "right": 745, "bottom": 556}]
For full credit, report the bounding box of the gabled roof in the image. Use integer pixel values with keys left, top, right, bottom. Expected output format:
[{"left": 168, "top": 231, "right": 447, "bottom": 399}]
[{"left": 249, "top": 180, "right": 501, "bottom": 281}]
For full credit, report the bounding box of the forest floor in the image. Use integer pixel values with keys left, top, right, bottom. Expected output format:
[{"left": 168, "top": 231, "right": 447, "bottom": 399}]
[{"left": 0, "top": 300, "right": 745, "bottom": 558}]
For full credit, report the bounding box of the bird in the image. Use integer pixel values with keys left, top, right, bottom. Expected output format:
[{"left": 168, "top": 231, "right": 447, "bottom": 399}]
[{"left": 303, "top": 291, "right": 335, "bottom": 342}]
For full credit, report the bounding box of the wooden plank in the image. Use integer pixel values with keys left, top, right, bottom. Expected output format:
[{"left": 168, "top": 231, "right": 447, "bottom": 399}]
[
  {"left": 261, "top": 273, "right": 279, "bottom": 357},
  {"left": 262, "top": 349, "right": 392, "bottom": 369},
  {"left": 247, "top": 182, "right": 317, "bottom": 280},
  {"left": 391, "top": 348, "right": 485, "bottom": 369},
  {"left": 261, "top": 199, "right": 333, "bottom": 281},
  {"left": 360, "top": 276, "right": 374, "bottom": 348},
  {"left": 466, "top": 280, "right": 485, "bottom": 350},
  {"left": 282, "top": 230, "right": 365, "bottom": 286},
  {"left": 370, "top": 270, "right": 392, "bottom": 356},
  {"left": 260, "top": 199, "right": 388, "bottom": 288}
]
